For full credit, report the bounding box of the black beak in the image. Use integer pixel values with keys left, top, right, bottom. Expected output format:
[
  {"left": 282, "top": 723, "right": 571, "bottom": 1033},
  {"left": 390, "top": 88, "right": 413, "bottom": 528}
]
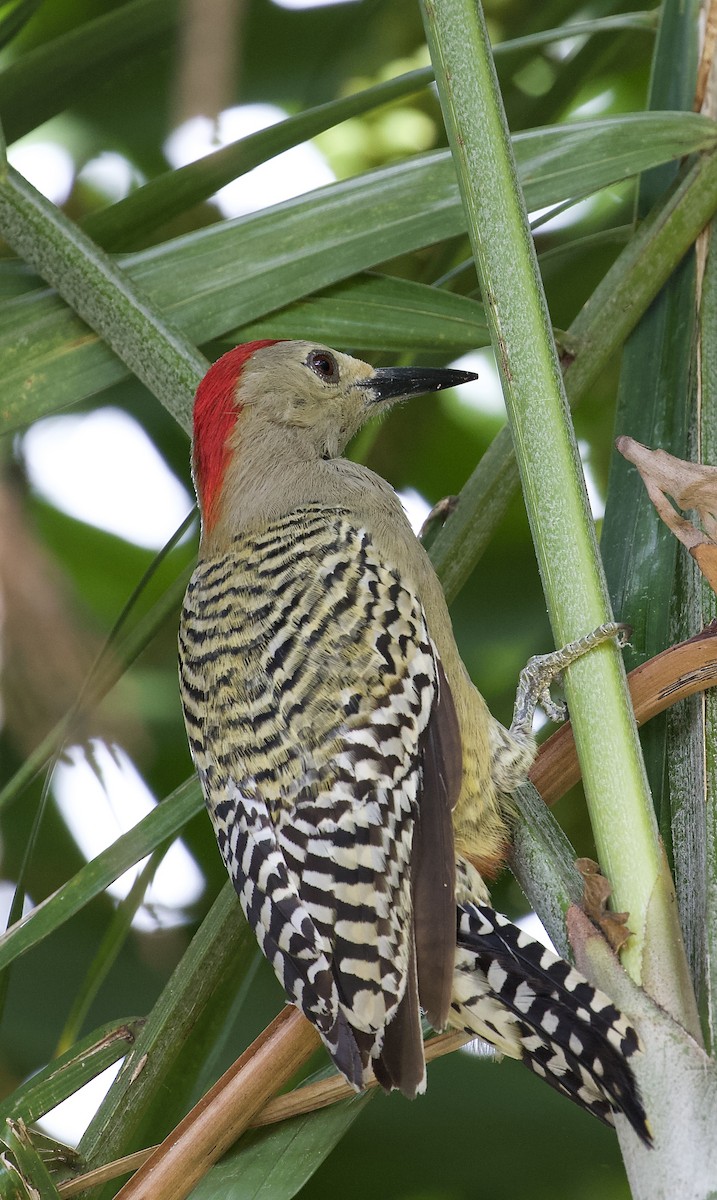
[{"left": 362, "top": 364, "right": 479, "bottom": 404}]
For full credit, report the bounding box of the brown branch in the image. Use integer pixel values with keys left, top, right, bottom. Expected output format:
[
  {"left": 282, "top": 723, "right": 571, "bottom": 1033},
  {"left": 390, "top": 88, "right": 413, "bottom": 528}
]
[
  {"left": 113, "top": 1007, "right": 320, "bottom": 1200},
  {"left": 530, "top": 623, "right": 717, "bottom": 804},
  {"left": 58, "top": 1029, "right": 470, "bottom": 1197},
  {"left": 253, "top": 1028, "right": 470, "bottom": 1127}
]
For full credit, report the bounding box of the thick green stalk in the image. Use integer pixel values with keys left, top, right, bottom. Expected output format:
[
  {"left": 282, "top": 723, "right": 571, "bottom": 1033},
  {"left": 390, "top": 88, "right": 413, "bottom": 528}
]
[
  {"left": 565, "top": 153, "right": 717, "bottom": 399},
  {"left": 509, "top": 784, "right": 584, "bottom": 961},
  {"left": 420, "top": 0, "right": 692, "bottom": 1020},
  {"left": 0, "top": 160, "right": 205, "bottom": 430}
]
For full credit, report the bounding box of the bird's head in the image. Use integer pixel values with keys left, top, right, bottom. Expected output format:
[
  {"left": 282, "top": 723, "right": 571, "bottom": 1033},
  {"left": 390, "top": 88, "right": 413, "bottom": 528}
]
[{"left": 192, "top": 339, "right": 478, "bottom": 531}]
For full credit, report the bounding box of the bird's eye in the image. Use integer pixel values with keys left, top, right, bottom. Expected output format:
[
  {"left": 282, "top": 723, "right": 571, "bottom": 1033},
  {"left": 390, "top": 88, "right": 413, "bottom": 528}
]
[{"left": 306, "top": 350, "right": 339, "bottom": 382}]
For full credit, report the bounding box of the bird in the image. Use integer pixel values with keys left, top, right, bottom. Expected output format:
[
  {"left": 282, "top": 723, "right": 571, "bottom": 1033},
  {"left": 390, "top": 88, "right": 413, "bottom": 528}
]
[{"left": 178, "top": 338, "right": 650, "bottom": 1143}]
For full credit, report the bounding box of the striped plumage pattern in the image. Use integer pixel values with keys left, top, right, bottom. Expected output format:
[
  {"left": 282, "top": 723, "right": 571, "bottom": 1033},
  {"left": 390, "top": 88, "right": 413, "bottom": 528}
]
[
  {"left": 179, "top": 504, "right": 650, "bottom": 1142},
  {"left": 179, "top": 337, "right": 651, "bottom": 1143},
  {"left": 451, "top": 861, "right": 649, "bottom": 1138},
  {"left": 179, "top": 505, "right": 453, "bottom": 1094}
]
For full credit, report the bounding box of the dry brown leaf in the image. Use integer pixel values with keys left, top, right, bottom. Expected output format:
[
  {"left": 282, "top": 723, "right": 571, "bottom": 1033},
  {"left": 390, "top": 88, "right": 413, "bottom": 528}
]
[
  {"left": 693, "top": 542, "right": 717, "bottom": 593},
  {"left": 616, "top": 437, "right": 717, "bottom": 591},
  {"left": 575, "top": 857, "right": 632, "bottom": 953},
  {"left": 418, "top": 494, "right": 458, "bottom": 543}
]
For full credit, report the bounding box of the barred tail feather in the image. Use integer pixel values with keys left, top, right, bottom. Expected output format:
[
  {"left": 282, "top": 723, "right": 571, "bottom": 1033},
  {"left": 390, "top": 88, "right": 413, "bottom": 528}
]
[{"left": 450, "top": 903, "right": 651, "bottom": 1145}]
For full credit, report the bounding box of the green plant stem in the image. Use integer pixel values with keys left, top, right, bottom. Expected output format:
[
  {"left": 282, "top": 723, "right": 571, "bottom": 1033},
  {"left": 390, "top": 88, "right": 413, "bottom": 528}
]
[
  {"left": 430, "top": 149, "right": 717, "bottom": 604},
  {"left": 2, "top": 1119, "right": 63, "bottom": 1198},
  {"left": 84, "top": 70, "right": 434, "bottom": 252},
  {"left": 564, "top": 156, "right": 717, "bottom": 398},
  {"left": 421, "top": 0, "right": 692, "bottom": 1018},
  {"left": 0, "top": 161, "right": 206, "bottom": 430},
  {"left": 0, "top": 1019, "right": 142, "bottom": 1127},
  {"left": 509, "top": 784, "right": 584, "bottom": 960},
  {"left": 56, "top": 852, "right": 163, "bottom": 1054},
  {"left": 0, "top": 778, "right": 202, "bottom": 974},
  {"left": 700, "top": 223, "right": 717, "bottom": 1050}
]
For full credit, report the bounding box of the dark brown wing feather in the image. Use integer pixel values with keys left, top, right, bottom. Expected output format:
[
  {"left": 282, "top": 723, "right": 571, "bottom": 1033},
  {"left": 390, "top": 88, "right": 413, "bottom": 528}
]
[
  {"left": 372, "top": 940, "right": 425, "bottom": 1098},
  {"left": 412, "top": 659, "right": 462, "bottom": 1031}
]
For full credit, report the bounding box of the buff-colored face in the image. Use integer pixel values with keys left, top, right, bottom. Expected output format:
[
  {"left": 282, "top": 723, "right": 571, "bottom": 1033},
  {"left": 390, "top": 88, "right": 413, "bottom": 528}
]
[
  {"left": 192, "top": 339, "right": 477, "bottom": 530},
  {"left": 234, "top": 340, "right": 380, "bottom": 459}
]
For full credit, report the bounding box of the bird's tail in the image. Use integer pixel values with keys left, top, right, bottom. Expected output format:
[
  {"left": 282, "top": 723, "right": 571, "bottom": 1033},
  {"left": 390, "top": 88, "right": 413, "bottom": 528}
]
[{"left": 449, "top": 902, "right": 651, "bottom": 1145}]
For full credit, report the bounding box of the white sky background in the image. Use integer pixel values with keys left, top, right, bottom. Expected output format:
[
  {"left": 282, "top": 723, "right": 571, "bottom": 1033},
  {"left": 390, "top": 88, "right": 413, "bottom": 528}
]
[
  {"left": 165, "top": 104, "right": 335, "bottom": 217},
  {"left": 52, "top": 742, "right": 205, "bottom": 932},
  {"left": 10, "top": 39, "right": 607, "bottom": 1145},
  {"left": 22, "top": 408, "right": 194, "bottom": 549}
]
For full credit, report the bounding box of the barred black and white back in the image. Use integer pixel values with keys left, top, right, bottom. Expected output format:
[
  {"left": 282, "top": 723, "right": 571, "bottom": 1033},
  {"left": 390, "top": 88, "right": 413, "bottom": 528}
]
[
  {"left": 179, "top": 503, "right": 650, "bottom": 1144},
  {"left": 179, "top": 505, "right": 458, "bottom": 1096}
]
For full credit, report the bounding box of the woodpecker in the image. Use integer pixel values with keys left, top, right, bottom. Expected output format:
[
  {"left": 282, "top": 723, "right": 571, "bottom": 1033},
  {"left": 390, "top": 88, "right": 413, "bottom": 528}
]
[{"left": 179, "top": 339, "right": 649, "bottom": 1142}]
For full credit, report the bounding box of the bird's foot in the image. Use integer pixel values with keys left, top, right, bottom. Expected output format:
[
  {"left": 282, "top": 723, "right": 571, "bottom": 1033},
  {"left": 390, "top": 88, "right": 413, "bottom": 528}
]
[{"left": 510, "top": 621, "right": 630, "bottom": 738}]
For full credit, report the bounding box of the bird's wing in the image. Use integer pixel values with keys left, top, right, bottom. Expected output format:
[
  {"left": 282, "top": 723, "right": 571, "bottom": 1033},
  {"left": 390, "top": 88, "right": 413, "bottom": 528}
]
[
  {"left": 179, "top": 506, "right": 460, "bottom": 1091},
  {"left": 412, "top": 659, "right": 461, "bottom": 1031},
  {"left": 208, "top": 785, "right": 365, "bottom": 1086}
]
